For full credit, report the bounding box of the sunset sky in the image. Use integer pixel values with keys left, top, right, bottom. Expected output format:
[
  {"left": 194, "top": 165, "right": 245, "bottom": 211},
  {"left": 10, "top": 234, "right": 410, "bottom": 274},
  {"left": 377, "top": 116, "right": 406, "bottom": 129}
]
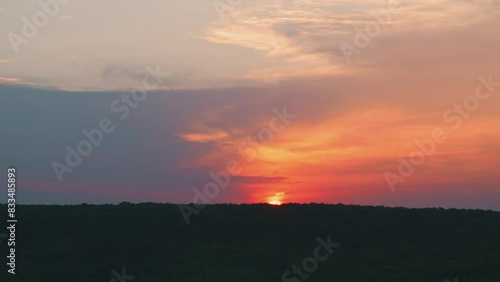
[{"left": 0, "top": 0, "right": 499, "bottom": 209}]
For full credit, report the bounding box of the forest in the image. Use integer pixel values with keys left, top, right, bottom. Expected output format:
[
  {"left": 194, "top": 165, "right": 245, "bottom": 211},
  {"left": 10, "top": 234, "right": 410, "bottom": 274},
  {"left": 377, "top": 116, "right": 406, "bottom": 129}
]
[{"left": 0, "top": 203, "right": 499, "bottom": 282}]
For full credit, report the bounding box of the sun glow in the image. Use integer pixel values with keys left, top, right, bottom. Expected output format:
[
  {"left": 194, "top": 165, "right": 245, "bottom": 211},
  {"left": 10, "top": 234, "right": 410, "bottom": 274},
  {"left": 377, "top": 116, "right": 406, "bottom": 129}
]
[{"left": 267, "top": 192, "right": 285, "bottom": 205}]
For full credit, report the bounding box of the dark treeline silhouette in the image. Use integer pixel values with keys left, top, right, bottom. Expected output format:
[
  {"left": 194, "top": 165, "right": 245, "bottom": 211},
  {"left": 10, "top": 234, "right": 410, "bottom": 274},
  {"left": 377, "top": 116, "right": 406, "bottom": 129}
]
[{"left": 1, "top": 203, "right": 499, "bottom": 282}]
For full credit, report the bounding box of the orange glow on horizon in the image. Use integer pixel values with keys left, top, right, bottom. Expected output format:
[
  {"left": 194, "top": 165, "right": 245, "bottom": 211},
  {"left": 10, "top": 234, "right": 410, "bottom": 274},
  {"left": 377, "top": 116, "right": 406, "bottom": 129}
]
[{"left": 267, "top": 192, "right": 285, "bottom": 205}]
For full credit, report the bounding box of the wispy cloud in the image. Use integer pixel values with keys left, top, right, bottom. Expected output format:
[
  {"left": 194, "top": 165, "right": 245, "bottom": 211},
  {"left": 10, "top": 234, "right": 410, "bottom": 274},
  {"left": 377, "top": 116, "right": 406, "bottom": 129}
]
[
  {"left": 178, "top": 131, "right": 230, "bottom": 143},
  {"left": 0, "top": 59, "right": 15, "bottom": 64},
  {"left": 0, "top": 77, "right": 39, "bottom": 87},
  {"left": 202, "top": 0, "right": 500, "bottom": 81},
  {"left": 0, "top": 77, "right": 22, "bottom": 85},
  {"left": 57, "top": 16, "right": 78, "bottom": 22}
]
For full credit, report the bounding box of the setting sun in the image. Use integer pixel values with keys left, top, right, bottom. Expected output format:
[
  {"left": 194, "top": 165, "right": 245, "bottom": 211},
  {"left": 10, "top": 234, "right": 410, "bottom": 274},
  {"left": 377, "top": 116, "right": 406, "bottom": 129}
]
[
  {"left": 267, "top": 192, "right": 285, "bottom": 205},
  {"left": 268, "top": 200, "right": 282, "bottom": 206}
]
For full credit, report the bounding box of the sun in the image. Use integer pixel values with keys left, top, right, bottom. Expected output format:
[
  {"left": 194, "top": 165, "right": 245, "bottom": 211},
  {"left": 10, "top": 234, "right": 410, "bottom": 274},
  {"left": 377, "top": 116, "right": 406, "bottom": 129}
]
[
  {"left": 268, "top": 200, "right": 282, "bottom": 206},
  {"left": 267, "top": 192, "right": 285, "bottom": 205}
]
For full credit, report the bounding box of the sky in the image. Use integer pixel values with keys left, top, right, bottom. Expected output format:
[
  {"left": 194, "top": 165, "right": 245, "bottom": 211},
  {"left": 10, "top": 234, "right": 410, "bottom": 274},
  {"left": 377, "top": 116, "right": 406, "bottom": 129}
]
[{"left": 0, "top": 0, "right": 499, "bottom": 209}]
